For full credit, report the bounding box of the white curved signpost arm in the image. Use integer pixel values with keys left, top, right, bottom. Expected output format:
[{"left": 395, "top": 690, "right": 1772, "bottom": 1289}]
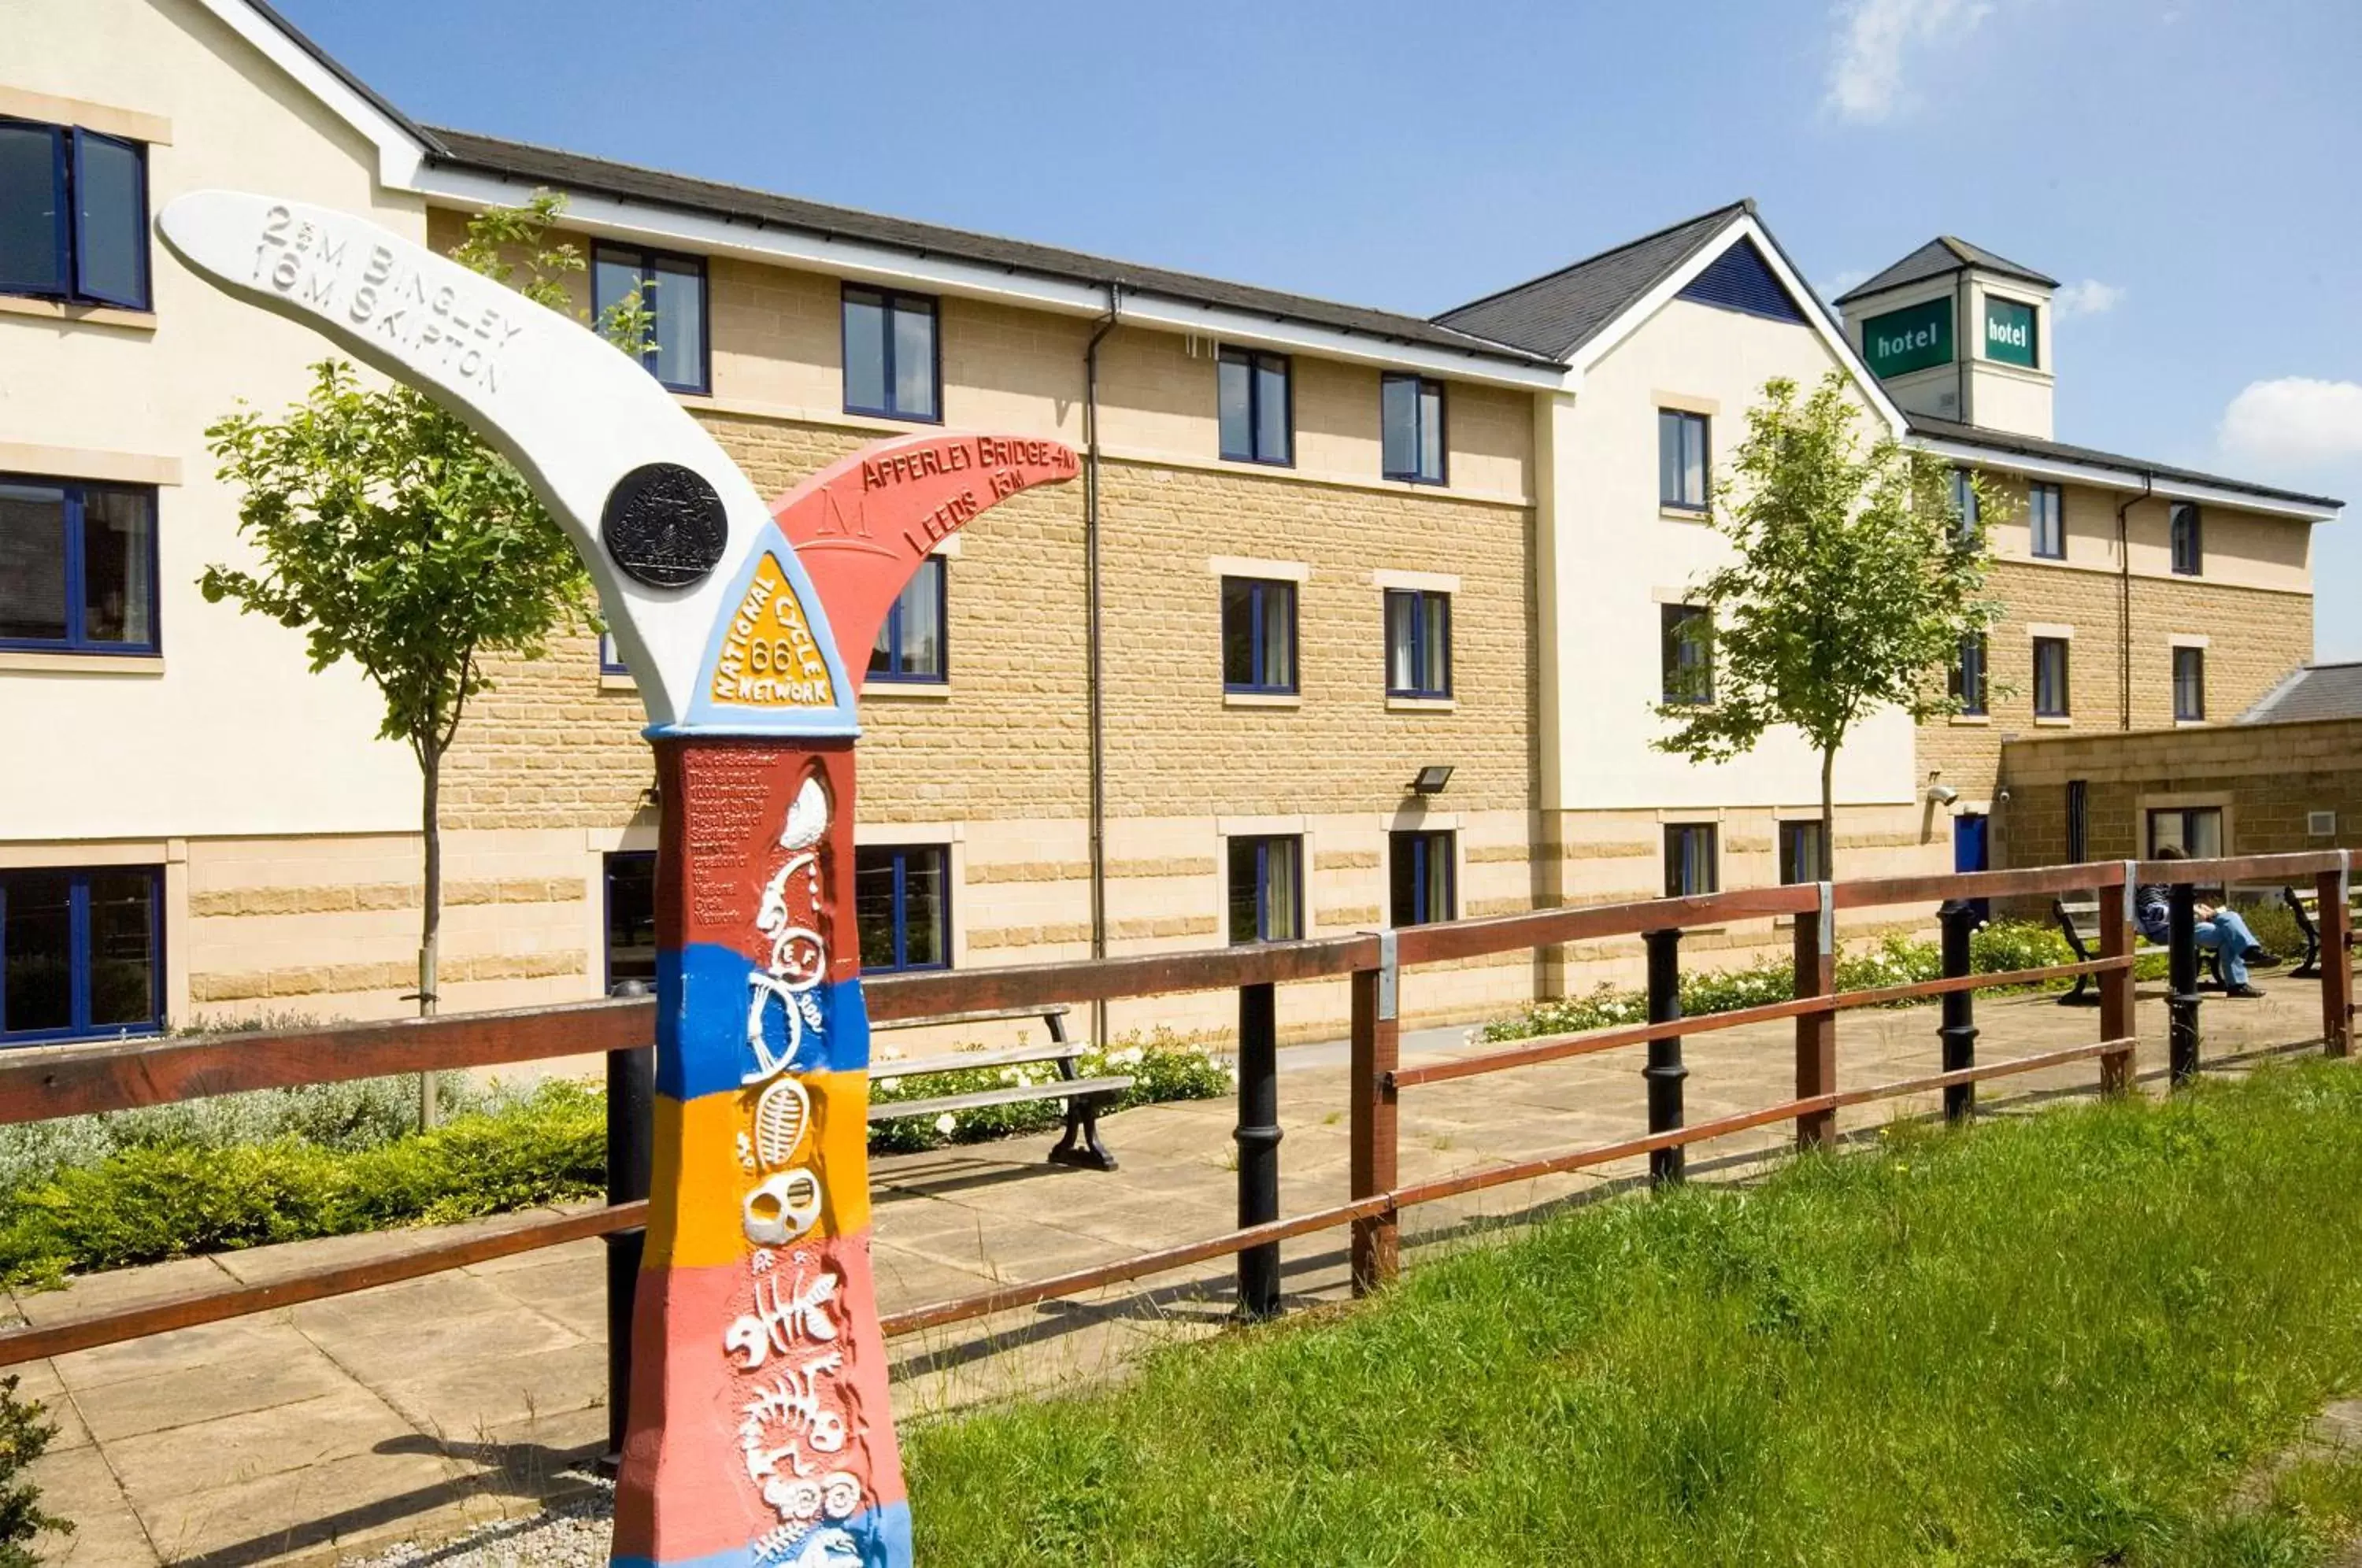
[{"left": 160, "top": 194, "right": 1077, "bottom": 1568}]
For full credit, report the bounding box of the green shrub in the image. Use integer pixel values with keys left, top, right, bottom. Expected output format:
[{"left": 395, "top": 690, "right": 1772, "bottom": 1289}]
[
  {"left": 871, "top": 1030, "right": 1234, "bottom": 1153},
  {"left": 2229, "top": 898, "right": 2308, "bottom": 964},
  {"left": 0, "top": 1377, "right": 68, "bottom": 1567}
]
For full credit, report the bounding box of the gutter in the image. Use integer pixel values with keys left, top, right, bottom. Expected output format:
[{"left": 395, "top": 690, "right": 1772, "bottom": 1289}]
[
  {"left": 2116, "top": 475, "right": 2151, "bottom": 730},
  {"left": 1083, "top": 283, "right": 1122, "bottom": 1041}
]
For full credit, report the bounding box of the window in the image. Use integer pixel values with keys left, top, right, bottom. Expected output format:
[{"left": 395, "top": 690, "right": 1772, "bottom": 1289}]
[
  {"left": 1220, "top": 576, "right": 1297, "bottom": 693},
  {"left": 593, "top": 245, "right": 707, "bottom": 394},
  {"left": 1227, "top": 835, "right": 1303, "bottom": 944},
  {"left": 854, "top": 845, "right": 950, "bottom": 972},
  {"left": 0, "top": 120, "right": 148, "bottom": 308},
  {"left": 1778, "top": 820, "right": 1827, "bottom": 886},
  {"left": 1658, "top": 409, "right": 1709, "bottom": 511},
  {"left": 1950, "top": 468, "right": 1980, "bottom": 538},
  {"left": 869, "top": 557, "right": 946, "bottom": 684},
  {"left": 1660, "top": 605, "right": 1713, "bottom": 704},
  {"left": 1950, "top": 633, "right": 1989, "bottom": 716},
  {"left": 842, "top": 287, "right": 939, "bottom": 422},
  {"left": 2066, "top": 780, "right": 2089, "bottom": 864},
  {"left": 1664, "top": 824, "right": 1719, "bottom": 899},
  {"left": 2147, "top": 806, "right": 2223, "bottom": 860},
  {"left": 2028, "top": 482, "right": 2064, "bottom": 559},
  {"left": 1, "top": 866, "right": 161, "bottom": 1044},
  {"left": 0, "top": 477, "right": 157, "bottom": 653},
  {"left": 2170, "top": 502, "right": 2202, "bottom": 576},
  {"left": 1389, "top": 830, "right": 1455, "bottom": 927},
  {"left": 598, "top": 631, "right": 629, "bottom": 675},
  {"left": 2033, "top": 636, "right": 2070, "bottom": 718},
  {"left": 1384, "top": 589, "right": 1450, "bottom": 698},
  {"left": 2173, "top": 646, "right": 2205, "bottom": 722},
  {"left": 1382, "top": 375, "right": 1446, "bottom": 484},
  {"left": 603, "top": 851, "right": 657, "bottom": 993},
  {"left": 1218, "top": 347, "right": 1291, "bottom": 465}
]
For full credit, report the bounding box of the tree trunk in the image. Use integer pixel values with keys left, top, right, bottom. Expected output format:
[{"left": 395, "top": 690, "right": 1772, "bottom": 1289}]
[
  {"left": 1820, "top": 746, "right": 1838, "bottom": 886},
  {"left": 417, "top": 742, "right": 441, "bottom": 1129}
]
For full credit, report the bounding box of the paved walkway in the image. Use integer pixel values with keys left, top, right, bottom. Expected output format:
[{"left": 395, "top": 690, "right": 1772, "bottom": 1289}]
[{"left": 18, "top": 978, "right": 2342, "bottom": 1565}]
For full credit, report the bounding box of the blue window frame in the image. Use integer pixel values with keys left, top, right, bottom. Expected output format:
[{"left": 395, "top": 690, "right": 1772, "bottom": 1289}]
[
  {"left": 1951, "top": 633, "right": 1988, "bottom": 716},
  {"left": 1660, "top": 604, "right": 1712, "bottom": 705},
  {"left": 1385, "top": 588, "right": 1450, "bottom": 697},
  {"left": 602, "top": 850, "right": 657, "bottom": 994},
  {"left": 593, "top": 244, "right": 709, "bottom": 394},
  {"left": 1950, "top": 468, "right": 1981, "bottom": 538},
  {"left": 868, "top": 557, "right": 947, "bottom": 684},
  {"left": 854, "top": 844, "right": 950, "bottom": 973},
  {"left": 1389, "top": 830, "right": 1455, "bottom": 927},
  {"left": 2028, "top": 482, "right": 2064, "bottom": 560},
  {"left": 0, "top": 119, "right": 149, "bottom": 309},
  {"left": 0, "top": 476, "right": 157, "bottom": 654},
  {"left": 2170, "top": 501, "right": 2203, "bottom": 576},
  {"left": 2173, "top": 646, "right": 2205, "bottom": 722},
  {"left": 1778, "top": 820, "right": 1826, "bottom": 886},
  {"left": 1382, "top": 375, "right": 1446, "bottom": 484},
  {"left": 597, "top": 631, "right": 629, "bottom": 675},
  {"left": 1218, "top": 346, "right": 1292, "bottom": 465},
  {"left": 1221, "top": 576, "right": 1297, "bottom": 693},
  {"left": 1227, "top": 835, "right": 1303, "bottom": 945},
  {"left": 842, "top": 286, "right": 940, "bottom": 422},
  {"left": 2034, "top": 636, "right": 2071, "bottom": 718},
  {"left": 1, "top": 866, "right": 162, "bottom": 1045},
  {"left": 1658, "top": 409, "right": 1709, "bottom": 510},
  {"left": 1664, "top": 823, "right": 1718, "bottom": 899}
]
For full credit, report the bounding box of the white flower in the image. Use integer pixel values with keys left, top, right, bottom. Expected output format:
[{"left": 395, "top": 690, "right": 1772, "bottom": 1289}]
[
  {"left": 933, "top": 1113, "right": 957, "bottom": 1135},
  {"left": 1113, "top": 1046, "right": 1144, "bottom": 1067},
  {"left": 875, "top": 1077, "right": 901, "bottom": 1094}
]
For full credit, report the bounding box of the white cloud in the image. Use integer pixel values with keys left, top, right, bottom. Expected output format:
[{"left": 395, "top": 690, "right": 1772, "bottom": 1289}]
[
  {"left": 2053, "top": 279, "right": 2125, "bottom": 319},
  {"left": 1825, "top": 0, "right": 1995, "bottom": 123},
  {"left": 2219, "top": 378, "right": 2362, "bottom": 466}
]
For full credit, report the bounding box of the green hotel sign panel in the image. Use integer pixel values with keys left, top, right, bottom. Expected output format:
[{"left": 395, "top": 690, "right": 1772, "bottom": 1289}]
[
  {"left": 1983, "top": 296, "right": 2038, "bottom": 368},
  {"left": 1862, "top": 298, "right": 1953, "bottom": 378}
]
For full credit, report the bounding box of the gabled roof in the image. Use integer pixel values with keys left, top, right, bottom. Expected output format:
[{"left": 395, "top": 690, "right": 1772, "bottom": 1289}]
[
  {"left": 1431, "top": 201, "right": 1753, "bottom": 361},
  {"left": 2238, "top": 663, "right": 2362, "bottom": 726},
  {"left": 245, "top": 0, "right": 444, "bottom": 153},
  {"left": 420, "top": 129, "right": 1560, "bottom": 370},
  {"left": 1905, "top": 413, "right": 2343, "bottom": 510},
  {"left": 1834, "top": 237, "right": 2058, "bottom": 305}
]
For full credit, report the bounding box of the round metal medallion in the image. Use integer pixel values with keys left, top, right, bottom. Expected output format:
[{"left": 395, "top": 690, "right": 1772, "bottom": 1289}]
[{"left": 600, "top": 463, "right": 727, "bottom": 589}]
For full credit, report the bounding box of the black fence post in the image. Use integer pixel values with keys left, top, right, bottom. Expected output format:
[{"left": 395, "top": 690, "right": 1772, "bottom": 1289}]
[
  {"left": 601, "top": 1038, "right": 655, "bottom": 1470},
  {"left": 1235, "top": 981, "right": 1283, "bottom": 1320},
  {"left": 2168, "top": 881, "right": 2201, "bottom": 1085},
  {"left": 1938, "top": 899, "right": 1979, "bottom": 1122},
  {"left": 1643, "top": 929, "right": 1686, "bottom": 1187}
]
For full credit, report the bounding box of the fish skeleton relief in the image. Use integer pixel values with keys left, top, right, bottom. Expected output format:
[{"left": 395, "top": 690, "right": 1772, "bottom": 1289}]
[{"left": 158, "top": 193, "right": 1078, "bottom": 1566}]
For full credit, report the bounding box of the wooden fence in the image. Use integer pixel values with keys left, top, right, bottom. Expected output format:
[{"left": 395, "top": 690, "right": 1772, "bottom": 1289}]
[{"left": 0, "top": 852, "right": 2348, "bottom": 1371}]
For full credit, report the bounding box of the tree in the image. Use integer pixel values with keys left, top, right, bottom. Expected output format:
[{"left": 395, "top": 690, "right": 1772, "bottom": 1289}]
[
  {"left": 1653, "top": 370, "right": 2007, "bottom": 878},
  {"left": 203, "top": 194, "right": 648, "bottom": 1119}
]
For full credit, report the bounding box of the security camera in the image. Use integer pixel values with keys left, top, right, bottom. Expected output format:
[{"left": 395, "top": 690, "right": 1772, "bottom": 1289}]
[{"left": 1927, "top": 784, "right": 1960, "bottom": 805}]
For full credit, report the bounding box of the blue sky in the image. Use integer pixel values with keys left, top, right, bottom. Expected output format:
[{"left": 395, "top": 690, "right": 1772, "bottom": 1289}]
[{"left": 279, "top": 0, "right": 2362, "bottom": 656}]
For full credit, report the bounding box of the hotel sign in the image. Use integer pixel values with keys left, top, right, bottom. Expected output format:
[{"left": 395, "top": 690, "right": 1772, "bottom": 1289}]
[
  {"left": 1861, "top": 297, "right": 1953, "bottom": 379},
  {"left": 1983, "top": 296, "right": 2038, "bottom": 368}
]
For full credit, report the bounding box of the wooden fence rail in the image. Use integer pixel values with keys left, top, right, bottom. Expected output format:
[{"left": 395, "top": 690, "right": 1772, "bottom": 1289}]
[{"left": 0, "top": 851, "right": 2349, "bottom": 1372}]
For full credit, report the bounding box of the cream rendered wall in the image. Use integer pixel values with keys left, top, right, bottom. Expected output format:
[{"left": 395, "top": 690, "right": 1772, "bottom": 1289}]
[
  {"left": 1541, "top": 297, "right": 1917, "bottom": 813},
  {"left": 1978, "top": 479, "right": 2310, "bottom": 595},
  {"left": 0, "top": 0, "right": 424, "bottom": 841},
  {"left": 1961, "top": 276, "right": 2055, "bottom": 440}
]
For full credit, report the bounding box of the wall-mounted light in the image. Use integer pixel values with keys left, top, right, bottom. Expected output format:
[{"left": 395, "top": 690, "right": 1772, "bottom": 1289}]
[{"left": 1409, "top": 764, "right": 1453, "bottom": 796}]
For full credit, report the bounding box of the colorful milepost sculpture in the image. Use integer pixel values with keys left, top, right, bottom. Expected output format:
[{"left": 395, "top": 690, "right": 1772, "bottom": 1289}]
[{"left": 157, "top": 192, "right": 1077, "bottom": 1568}]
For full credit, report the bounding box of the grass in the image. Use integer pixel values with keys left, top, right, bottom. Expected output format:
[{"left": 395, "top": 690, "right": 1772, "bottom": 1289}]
[{"left": 906, "top": 1060, "right": 2362, "bottom": 1566}]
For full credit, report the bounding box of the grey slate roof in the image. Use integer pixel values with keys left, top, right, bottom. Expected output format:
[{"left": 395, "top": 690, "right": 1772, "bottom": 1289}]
[
  {"left": 248, "top": 0, "right": 447, "bottom": 153},
  {"left": 2238, "top": 664, "right": 2362, "bottom": 725},
  {"left": 420, "top": 129, "right": 1560, "bottom": 370},
  {"left": 1429, "top": 202, "right": 1753, "bottom": 360},
  {"left": 1834, "top": 236, "right": 2059, "bottom": 305},
  {"left": 1905, "top": 413, "right": 2342, "bottom": 509}
]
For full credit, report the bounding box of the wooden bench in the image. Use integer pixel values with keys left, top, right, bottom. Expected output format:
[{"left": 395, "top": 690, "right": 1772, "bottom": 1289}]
[
  {"left": 868, "top": 1004, "right": 1131, "bottom": 1171},
  {"left": 2053, "top": 894, "right": 2219, "bottom": 1004},
  {"left": 2280, "top": 883, "right": 2360, "bottom": 980}
]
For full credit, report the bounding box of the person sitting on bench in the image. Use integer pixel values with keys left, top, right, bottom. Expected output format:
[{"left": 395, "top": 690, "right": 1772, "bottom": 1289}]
[{"left": 2136, "top": 846, "right": 2278, "bottom": 999}]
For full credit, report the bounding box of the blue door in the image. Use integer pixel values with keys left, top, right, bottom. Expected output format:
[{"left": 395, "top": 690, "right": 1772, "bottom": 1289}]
[{"left": 1954, "top": 812, "right": 1990, "bottom": 919}]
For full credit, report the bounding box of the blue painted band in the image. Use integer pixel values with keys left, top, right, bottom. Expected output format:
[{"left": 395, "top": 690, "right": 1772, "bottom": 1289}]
[
  {"left": 607, "top": 1501, "right": 912, "bottom": 1568},
  {"left": 654, "top": 947, "right": 869, "bottom": 1100}
]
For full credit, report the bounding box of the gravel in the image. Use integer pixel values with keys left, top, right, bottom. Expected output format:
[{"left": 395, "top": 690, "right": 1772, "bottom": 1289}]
[{"left": 346, "top": 1493, "right": 614, "bottom": 1568}]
